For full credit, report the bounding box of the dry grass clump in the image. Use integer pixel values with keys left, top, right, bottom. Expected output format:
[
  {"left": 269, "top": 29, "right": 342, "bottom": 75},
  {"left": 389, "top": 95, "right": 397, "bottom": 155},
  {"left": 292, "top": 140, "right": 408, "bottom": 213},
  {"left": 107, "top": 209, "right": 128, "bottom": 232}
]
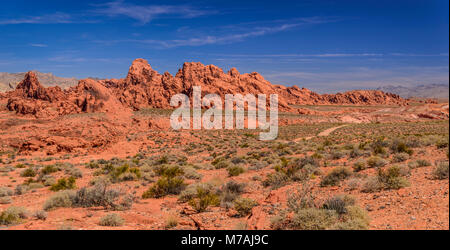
[
  {"left": 99, "top": 213, "right": 124, "bottom": 227},
  {"left": 433, "top": 161, "right": 449, "bottom": 180},
  {"left": 0, "top": 206, "right": 29, "bottom": 225}
]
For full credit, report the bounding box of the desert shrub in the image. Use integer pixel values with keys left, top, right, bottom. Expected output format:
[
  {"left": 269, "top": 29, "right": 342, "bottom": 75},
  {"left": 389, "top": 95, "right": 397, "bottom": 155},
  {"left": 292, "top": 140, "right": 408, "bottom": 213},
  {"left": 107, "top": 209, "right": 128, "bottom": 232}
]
[
  {"left": 320, "top": 167, "right": 353, "bottom": 187},
  {"left": 188, "top": 187, "right": 220, "bottom": 213},
  {"left": 371, "top": 138, "right": 387, "bottom": 155},
  {"left": 65, "top": 167, "right": 83, "bottom": 178},
  {"left": 28, "top": 183, "right": 45, "bottom": 190},
  {"left": 43, "top": 190, "right": 76, "bottom": 210},
  {"left": 109, "top": 164, "right": 141, "bottom": 182},
  {"left": 392, "top": 153, "right": 410, "bottom": 163},
  {"left": 0, "top": 206, "right": 28, "bottom": 225},
  {"left": 352, "top": 160, "right": 366, "bottom": 172},
  {"left": 42, "top": 175, "right": 57, "bottom": 186},
  {"left": 154, "top": 165, "right": 183, "bottom": 178},
  {"left": 322, "top": 195, "right": 355, "bottom": 215},
  {"left": 262, "top": 172, "right": 288, "bottom": 189},
  {"left": 222, "top": 181, "right": 246, "bottom": 194},
  {"left": 215, "top": 161, "right": 230, "bottom": 169},
  {"left": 290, "top": 208, "right": 338, "bottom": 230},
  {"left": 363, "top": 166, "right": 409, "bottom": 192},
  {"left": 231, "top": 157, "right": 246, "bottom": 165},
  {"left": 331, "top": 206, "right": 370, "bottom": 230},
  {"left": 99, "top": 214, "right": 124, "bottom": 227},
  {"left": 142, "top": 176, "right": 186, "bottom": 199},
  {"left": 378, "top": 166, "right": 409, "bottom": 190},
  {"left": 433, "top": 162, "right": 449, "bottom": 180},
  {"left": 413, "top": 159, "right": 431, "bottom": 168},
  {"left": 390, "top": 139, "right": 413, "bottom": 155},
  {"left": 73, "top": 181, "right": 132, "bottom": 211},
  {"left": 219, "top": 181, "right": 246, "bottom": 208},
  {"left": 361, "top": 176, "right": 383, "bottom": 193},
  {"left": 20, "top": 168, "right": 36, "bottom": 177},
  {"left": 287, "top": 183, "right": 316, "bottom": 212},
  {"left": 50, "top": 177, "right": 76, "bottom": 192},
  {"left": 234, "top": 197, "right": 258, "bottom": 217},
  {"left": 41, "top": 165, "right": 59, "bottom": 175},
  {"left": 182, "top": 166, "right": 202, "bottom": 180},
  {"left": 227, "top": 165, "right": 245, "bottom": 177},
  {"left": 34, "top": 210, "right": 48, "bottom": 220},
  {"left": 270, "top": 212, "right": 288, "bottom": 230},
  {"left": 0, "top": 197, "right": 12, "bottom": 204},
  {"left": 165, "top": 215, "right": 179, "bottom": 229},
  {"left": 349, "top": 146, "right": 366, "bottom": 158},
  {"left": 178, "top": 183, "right": 214, "bottom": 203},
  {"left": 367, "top": 156, "right": 388, "bottom": 168},
  {"left": 0, "top": 187, "right": 13, "bottom": 197},
  {"left": 330, "top": 149, "right": 346, "bottom": 160},
  {"left": 14, "top": 185, "right": 29, "bottom": 195}
]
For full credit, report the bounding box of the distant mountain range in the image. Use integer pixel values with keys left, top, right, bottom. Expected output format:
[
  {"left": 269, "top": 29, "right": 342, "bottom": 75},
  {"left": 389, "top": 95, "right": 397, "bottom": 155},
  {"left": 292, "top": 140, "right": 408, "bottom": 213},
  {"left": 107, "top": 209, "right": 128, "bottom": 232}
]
[
  {"left": 0, "top": 71, "right": 78, "bottom": 92},
  {"left": 376, "top": 84, "right": 449, "bottom": 100}
]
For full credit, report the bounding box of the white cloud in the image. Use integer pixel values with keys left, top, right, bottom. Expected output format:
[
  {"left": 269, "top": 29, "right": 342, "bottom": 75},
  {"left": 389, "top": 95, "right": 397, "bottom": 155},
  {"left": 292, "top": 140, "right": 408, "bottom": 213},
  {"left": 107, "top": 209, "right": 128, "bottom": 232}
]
[
  {"left": 92, "top": 0, "right": 211, "bottom": 24},
  {"left": 30, "top": 44, "right": 48, "bottom": 48},
  {"left": 0, "top": 12, "right": 73, "bottom": 25}
]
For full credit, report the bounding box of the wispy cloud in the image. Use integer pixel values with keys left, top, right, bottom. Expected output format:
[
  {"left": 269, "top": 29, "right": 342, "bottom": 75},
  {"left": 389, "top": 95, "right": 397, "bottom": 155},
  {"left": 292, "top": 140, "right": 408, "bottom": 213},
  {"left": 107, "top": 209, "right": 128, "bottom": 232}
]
[
  {"left": 0, "top": 12, "right": 73, "bottom": 25},
  {"left": 96, "top": 18, "right": 330, "bottom": 48},
  {"left": 92, "top": 0, "right": 212, "bottom": 24},
  {"left": 30, "top": 43, "right": 48, "bottom": 48}
]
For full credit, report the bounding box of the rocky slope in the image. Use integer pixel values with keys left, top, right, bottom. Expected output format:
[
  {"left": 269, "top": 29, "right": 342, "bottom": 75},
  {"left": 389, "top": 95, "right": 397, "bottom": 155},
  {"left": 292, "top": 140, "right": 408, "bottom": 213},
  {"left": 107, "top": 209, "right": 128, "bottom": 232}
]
[{"left": 2, "top": 59, "right": 408, "bottom": 118}]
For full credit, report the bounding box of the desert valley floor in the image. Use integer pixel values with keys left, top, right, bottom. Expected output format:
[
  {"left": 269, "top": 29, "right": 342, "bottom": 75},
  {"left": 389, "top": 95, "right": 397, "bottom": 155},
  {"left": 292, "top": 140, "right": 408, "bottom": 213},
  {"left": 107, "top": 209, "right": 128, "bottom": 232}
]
[{"left": 0, "top": 102, "right": 448, "bottom": 230}]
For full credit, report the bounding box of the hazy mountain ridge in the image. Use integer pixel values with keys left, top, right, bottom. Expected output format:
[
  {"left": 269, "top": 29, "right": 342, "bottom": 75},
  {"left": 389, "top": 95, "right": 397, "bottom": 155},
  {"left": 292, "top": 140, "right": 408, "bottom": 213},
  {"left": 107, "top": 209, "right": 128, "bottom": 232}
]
[
  {"left": 0, "top": 71, "right": 78, "bottom": 92},
  {"left": 376, "top": 84, "right": 449, "bottom": 100}
]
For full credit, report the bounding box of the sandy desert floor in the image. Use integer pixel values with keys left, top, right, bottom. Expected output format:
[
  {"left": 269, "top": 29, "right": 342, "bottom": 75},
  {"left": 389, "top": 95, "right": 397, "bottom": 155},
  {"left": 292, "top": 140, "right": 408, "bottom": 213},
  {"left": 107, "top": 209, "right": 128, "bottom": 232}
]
[{"left": 0, "top": 102, "right": 448, "bottom": 230}]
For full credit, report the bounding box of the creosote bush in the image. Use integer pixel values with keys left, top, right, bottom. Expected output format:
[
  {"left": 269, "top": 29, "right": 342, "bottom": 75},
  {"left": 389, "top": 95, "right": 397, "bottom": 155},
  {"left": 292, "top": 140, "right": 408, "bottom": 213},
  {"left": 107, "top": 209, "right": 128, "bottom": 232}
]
[
  {"left": 50, "top": 177, "right": 76, "bottom": 192},
  {"left": 227, "top": 165, "right": 245, "bottom": 177},
  {"left": 188, "top": 187, "right": 220, "bottom": 213},
  {"left": 320, "top": 167, "right": 353, "bottom": 187},
  {"left": 233, "top": 197, "right": 258, "bottom": 217}
]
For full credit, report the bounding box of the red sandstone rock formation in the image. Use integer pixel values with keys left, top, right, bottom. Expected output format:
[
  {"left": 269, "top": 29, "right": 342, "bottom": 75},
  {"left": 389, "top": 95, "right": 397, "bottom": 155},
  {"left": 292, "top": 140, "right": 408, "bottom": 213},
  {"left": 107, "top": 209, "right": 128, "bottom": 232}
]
[{"left": 3, "top": 59, "right": 409, "bottom": 118}]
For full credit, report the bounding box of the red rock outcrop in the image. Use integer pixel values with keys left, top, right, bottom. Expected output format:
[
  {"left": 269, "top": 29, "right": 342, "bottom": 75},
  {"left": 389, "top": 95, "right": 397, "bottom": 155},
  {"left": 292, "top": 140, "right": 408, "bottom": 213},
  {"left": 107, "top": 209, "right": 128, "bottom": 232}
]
[{"left": 4, "top": 59, "right": 409, "bottom": 118}]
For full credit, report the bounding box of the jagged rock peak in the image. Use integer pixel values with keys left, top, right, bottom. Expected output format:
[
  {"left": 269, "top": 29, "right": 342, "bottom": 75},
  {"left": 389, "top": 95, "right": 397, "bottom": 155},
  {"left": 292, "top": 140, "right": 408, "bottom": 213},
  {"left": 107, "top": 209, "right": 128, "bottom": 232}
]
[{"left": 126, "top": 58, "right": 158, "bottom": 85}]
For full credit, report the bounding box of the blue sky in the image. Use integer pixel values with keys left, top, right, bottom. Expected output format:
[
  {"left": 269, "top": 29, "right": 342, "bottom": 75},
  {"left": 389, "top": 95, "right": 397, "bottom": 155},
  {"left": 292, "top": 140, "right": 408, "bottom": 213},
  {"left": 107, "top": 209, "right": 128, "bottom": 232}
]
[{"left": 0, "top": 0, "right": 448, "bottom": 92}]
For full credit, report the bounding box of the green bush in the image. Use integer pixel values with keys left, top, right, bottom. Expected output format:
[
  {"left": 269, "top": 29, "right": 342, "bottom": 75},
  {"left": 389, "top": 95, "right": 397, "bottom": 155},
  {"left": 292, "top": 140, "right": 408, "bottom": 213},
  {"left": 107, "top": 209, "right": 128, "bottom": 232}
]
[
  {"left": 352, "top": 160, "right": 366, "bottom": 172},
  {"left": 234, "top": 197, "right": 258, "bottom": 217},
  {"left": 20, "top": 168, "right": 36, "bottom": 177},
  {"left": 363, "top": 166, "right": 409, "bottom": 192},
  {"left": 367, "top": 156, "right": 388, "bottom": 168},
  {"left": 99, "top": 214, "right": 124, "bottom": 227},
  {"left": 50, "top": 177, "right": 76, "bottom": 192},
  {"left": 392, "top": 153, "right": 410, "bottom": 163},
  {"left": 0, "top": 206, "right": 28, "bottom": 225},
  {"left": 262, "top": 172, "right": 288, "bottom": 189},
  {"left": 41, "top": 165, "right": 59, "bottom": 175},
  {"left": 142, "top": 176, "right": 186, "bottom": 199},
  {"left": 188, "top": 187, "right": 220, "bottom": 213},
  {"left": 320, "top": 167, "right": 352, "bottom": 187},
  {"left": 227, "top": 165, "right": 245, "bottom": 177}
]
